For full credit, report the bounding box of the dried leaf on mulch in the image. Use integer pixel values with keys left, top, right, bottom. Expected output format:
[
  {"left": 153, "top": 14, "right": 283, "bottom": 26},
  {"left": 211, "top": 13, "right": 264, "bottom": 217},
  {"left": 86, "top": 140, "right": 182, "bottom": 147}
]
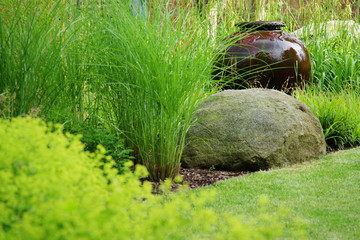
[{"left": 149, "top": 167, "right": 250, "bottom": 194}]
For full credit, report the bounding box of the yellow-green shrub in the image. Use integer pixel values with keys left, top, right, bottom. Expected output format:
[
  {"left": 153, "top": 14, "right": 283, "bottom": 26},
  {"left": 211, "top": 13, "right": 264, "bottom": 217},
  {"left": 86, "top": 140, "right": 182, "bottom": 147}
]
[{"left": 0, "top": 117, "right": 306, "bottom": 240}]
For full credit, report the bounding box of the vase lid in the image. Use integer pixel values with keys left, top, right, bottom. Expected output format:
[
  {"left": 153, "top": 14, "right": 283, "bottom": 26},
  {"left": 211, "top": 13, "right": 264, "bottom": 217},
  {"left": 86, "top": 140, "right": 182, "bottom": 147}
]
[{"left": 235, "top": 21, "right": 286, "bottom": 30}]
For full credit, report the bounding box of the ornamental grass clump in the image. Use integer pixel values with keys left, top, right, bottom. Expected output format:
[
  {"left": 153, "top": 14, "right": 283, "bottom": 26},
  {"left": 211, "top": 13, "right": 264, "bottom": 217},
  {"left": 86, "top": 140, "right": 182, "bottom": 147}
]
[
  {"left": 85, "top": 0, "right": 231, "bottom": 181},
  {"left": 292, "top": 12, "right": 360, "bottom": 150},
  {"left": 295, "top": 88, "right": 360, "bottom": 150},
  {"left": 0, "top": 117, "right": 305, "bottom": 239},
  {"left": 302, "top": 23, "right": 360, "bottom": 92},
  {"left": 0, "top": 0, "right": 87, "bottom": 120}
]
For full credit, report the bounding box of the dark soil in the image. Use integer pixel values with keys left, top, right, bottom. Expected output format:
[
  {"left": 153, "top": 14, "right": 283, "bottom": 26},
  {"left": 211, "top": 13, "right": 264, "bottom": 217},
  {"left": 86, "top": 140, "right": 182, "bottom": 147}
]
[
  {"left": 150, "top": 167, "right": 250, "bottom": 194},
  {"left": 177, "top": 147, "right": 348, "bottom": 190},
  {"left": 179, "top": 167, "right": 250, "bottom": 189},
  {"left": 149, "top": 147, "right": 353, "bottom": 194}
]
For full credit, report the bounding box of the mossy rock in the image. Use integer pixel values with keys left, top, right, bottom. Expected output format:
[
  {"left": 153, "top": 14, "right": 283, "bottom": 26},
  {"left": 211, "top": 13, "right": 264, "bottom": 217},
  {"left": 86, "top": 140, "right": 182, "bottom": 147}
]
[{"left": 182, "top": 89, "right": 326, "bottom": 171}]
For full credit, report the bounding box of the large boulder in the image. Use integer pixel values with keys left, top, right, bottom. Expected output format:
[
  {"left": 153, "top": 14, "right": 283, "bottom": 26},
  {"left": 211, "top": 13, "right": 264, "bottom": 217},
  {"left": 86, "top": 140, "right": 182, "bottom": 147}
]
[{"left": 182, "top": 89, "right": 326, "bottom": 171}]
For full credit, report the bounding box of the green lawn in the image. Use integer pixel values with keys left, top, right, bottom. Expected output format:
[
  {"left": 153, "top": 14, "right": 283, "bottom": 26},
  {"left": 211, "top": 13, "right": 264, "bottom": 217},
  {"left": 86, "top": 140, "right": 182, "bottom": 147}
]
[{"left": 195, "top": 148, "right": 360, "bottom": 239}]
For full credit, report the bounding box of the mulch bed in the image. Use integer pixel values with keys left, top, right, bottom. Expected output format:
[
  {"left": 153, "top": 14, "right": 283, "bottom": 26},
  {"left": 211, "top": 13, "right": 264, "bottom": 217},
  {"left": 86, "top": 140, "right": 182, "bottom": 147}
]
[
  {"left": 179, "top": 167, "right": 250, "bottom": 189},
  {"left": 148, "top": 147, "right": 352, "bottom": 194},
  {"left": 150, "top": 167, "right": 250, "bottom": 194}
]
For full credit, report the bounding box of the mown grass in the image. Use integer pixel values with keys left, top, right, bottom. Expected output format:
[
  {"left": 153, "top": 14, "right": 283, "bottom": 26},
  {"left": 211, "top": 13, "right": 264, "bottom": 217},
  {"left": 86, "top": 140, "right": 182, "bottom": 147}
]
[{"left": 194, "top": 147, "right": 360, "bottom": 239}]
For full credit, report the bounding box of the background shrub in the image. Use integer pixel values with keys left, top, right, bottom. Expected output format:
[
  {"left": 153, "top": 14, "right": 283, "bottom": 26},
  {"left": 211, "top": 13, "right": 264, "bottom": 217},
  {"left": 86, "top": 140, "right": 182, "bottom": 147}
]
[
  {"left": 0, "top": 0, "right": 86, "bottom": 120},
  {"left": 68, "top": 124, "right": 135, "bottom": 174},
  {"left": 0, "top": 117, "right": 306, "bottom": 239},
  {"left": 295, "top": 88, "right": 360, "bottom": 150},
  {"left": 294, "top": 20, "right": 360, "bottom": 150}
]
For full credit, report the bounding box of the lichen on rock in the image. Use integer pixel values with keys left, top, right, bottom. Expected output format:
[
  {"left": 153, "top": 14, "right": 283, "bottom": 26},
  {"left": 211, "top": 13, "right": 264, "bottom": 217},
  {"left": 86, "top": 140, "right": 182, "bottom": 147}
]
[{"left": 182, "top": 89, "right": 326, "bottom": 171}]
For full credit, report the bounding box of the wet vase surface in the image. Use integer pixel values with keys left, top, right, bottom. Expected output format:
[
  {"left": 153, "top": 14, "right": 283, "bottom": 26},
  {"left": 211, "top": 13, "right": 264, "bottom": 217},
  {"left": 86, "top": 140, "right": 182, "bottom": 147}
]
[{"left": 214, "top": 21, "right": 312, "bottom": 93}]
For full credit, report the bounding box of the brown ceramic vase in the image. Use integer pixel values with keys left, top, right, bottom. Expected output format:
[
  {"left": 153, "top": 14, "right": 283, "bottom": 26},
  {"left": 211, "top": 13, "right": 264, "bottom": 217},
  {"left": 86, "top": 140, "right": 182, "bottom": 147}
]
[{"left": 213, "top": 21, "right": 312, "bottom": 94}]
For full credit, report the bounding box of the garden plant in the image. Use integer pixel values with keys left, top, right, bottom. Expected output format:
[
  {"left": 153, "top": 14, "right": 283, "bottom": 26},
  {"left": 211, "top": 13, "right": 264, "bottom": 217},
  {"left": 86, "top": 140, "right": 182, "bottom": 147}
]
[
  {"left": 0, "top": 117, "right": 306, "bottom": 239},
  {"left": 1, "top": 0, "right": 360, "bottom": 238}
]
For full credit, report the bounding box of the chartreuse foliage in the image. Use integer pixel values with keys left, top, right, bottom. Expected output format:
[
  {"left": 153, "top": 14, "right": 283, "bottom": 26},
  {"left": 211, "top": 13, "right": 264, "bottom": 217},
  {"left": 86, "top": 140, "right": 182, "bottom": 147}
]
[{"left": 0, "top": 117, "right": 305, "bottom": 239}]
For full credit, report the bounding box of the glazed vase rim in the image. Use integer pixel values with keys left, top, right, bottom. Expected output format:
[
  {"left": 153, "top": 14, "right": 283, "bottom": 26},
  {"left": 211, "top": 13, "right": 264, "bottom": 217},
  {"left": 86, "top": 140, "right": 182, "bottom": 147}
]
[{"left": 235, "top": 21, "right": 286, "bottom": 31}]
